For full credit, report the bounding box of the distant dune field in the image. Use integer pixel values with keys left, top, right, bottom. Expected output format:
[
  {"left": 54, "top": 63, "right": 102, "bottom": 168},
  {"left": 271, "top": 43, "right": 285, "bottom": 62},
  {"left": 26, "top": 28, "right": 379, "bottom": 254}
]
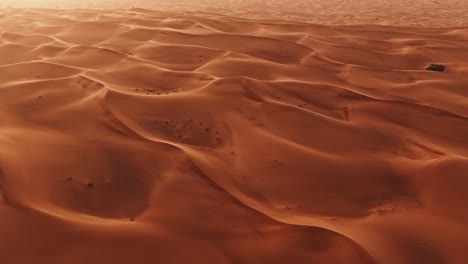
[
  {"left": 0, "top": 3, "right": 467, "bottom": 264},
  {"left": 3, "top": 0, "right": 468, "bottom": 26}
]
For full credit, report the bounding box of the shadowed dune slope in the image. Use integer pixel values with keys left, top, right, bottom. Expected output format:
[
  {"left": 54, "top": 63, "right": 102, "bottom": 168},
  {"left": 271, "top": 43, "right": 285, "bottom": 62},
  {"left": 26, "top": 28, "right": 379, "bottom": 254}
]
[{"left": 0, "top": 8, "right": 467, "bottom": 264}]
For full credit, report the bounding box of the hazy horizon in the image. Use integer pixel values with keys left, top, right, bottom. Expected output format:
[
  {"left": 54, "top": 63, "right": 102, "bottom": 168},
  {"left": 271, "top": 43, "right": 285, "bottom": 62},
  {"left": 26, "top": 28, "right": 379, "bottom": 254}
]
[{"left": 2, "top": 0, "right": 467, "bottom": 27}]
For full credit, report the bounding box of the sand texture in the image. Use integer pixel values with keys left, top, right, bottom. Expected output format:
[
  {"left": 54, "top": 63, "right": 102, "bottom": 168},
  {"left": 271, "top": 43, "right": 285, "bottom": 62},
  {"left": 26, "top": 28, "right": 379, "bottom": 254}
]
[
  {"left": 5, "top": 0, "right": 468, "bottom": 27},
  {"left": 0, "top": 7, "right": 467, "bottom": 264}
]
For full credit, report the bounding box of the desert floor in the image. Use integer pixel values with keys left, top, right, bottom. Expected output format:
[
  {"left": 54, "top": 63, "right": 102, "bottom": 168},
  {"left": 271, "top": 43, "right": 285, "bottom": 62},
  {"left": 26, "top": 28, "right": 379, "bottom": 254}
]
[
  {"left": 4, "top": 0, "right": 468, "bottom": 27},
  {"left": 0, "top": 5, "right": 467, "bottom": 264}
]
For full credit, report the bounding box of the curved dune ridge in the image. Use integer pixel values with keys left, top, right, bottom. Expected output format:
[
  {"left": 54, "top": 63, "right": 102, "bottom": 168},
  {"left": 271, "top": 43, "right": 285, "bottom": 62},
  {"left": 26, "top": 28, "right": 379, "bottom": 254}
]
[{"left": 0, "top": 7, "right": 467, "bottom": 264}]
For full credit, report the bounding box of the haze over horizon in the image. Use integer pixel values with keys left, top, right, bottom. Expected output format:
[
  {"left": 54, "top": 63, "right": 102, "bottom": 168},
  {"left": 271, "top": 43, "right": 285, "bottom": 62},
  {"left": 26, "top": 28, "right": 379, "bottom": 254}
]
[{"left": 2, "top": 0, "right": 468, "bottom": 27}]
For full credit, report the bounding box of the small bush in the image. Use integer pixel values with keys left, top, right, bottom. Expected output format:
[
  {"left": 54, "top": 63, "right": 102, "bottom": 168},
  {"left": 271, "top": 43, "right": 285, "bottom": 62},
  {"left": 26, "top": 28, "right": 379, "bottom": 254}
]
[{"left": 426, "top": 63, "right": 445, "bottom": 72}]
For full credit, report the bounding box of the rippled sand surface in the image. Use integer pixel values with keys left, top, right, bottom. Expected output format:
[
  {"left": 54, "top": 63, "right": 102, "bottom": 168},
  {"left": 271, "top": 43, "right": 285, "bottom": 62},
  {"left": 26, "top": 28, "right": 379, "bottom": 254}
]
[
  {"left": 0, "top": 4, "right": 467, "bottom": 264},
  {"left": 4, "top": 0, "right": 468, "bottom": 27}
]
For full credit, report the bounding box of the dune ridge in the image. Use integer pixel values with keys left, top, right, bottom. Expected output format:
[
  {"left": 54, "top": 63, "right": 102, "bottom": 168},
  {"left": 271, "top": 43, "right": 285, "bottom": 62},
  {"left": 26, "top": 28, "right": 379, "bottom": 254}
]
[{"left": 0, "top": 7, "right": 467, "bottom": 264}]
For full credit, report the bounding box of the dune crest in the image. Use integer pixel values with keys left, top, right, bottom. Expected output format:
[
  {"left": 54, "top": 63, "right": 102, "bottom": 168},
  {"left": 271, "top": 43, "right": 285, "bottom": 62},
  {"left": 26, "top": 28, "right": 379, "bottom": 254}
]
[{"left": 0, "top": 7, "right": 467, "bottom": 264}]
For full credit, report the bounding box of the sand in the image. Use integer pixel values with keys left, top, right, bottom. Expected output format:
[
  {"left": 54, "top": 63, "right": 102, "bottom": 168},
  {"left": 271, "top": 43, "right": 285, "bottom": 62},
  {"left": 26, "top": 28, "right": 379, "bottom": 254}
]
[
  {"left": 0, "top": 5, "right": 467, "bottom": 264},
  {"left": 4, "top": 0, "right": 468, "bottom": 27}
]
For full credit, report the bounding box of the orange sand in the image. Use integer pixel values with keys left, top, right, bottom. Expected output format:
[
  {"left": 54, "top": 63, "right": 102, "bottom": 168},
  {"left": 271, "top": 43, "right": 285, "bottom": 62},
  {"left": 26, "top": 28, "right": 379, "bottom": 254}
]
[{"left": 0, "top": 7, "right": 467, "bottom": 264}]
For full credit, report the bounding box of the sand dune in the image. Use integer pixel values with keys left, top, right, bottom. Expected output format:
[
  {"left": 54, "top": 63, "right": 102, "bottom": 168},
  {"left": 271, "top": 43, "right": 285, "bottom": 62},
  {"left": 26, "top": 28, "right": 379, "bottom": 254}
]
[
  {"left": 0, "top": 7, "right": 467, "bottom": 264},
  {"left": 5, "top": 0, "right": 468, "bottom": 27}
]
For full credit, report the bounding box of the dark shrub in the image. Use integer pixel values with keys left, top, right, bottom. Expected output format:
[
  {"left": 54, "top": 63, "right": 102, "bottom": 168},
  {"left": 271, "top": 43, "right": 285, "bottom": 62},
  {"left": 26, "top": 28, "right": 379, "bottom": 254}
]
[{"left": 426, "top": 63, "right": 445, "bottom": 72}]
